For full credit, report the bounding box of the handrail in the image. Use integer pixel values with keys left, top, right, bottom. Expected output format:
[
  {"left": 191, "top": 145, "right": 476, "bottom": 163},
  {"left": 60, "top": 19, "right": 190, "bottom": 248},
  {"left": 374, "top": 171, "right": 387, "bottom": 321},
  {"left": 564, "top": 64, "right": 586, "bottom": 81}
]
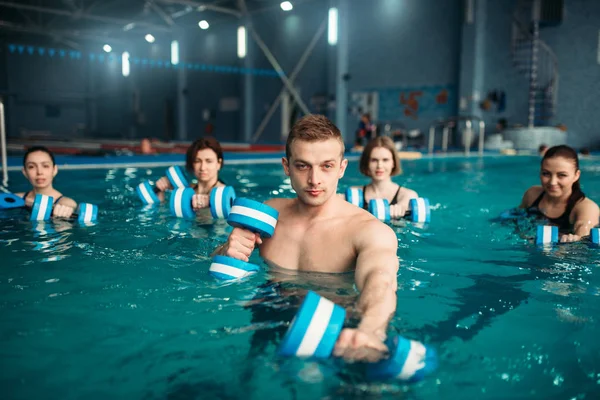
[
  {"left": 428, "top": 116, "right": 485, "bottom": 156},
  {"left": 0, "top": 96, "right": 8, "bottom": 188}
]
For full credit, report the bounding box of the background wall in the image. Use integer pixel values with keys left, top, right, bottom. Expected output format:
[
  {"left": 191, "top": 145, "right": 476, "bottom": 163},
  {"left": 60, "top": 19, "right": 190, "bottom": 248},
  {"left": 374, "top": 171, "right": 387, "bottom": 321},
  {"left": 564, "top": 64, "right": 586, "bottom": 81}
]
[{"left": 1, "top": 0, "right": 598, "bottom": 148}]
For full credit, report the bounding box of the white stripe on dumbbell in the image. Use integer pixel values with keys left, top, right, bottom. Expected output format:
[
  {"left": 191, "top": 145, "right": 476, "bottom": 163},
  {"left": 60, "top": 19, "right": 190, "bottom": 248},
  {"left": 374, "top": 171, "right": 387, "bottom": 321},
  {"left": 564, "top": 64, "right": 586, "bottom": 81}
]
[
  {"left": 230, "top": 205, "right": 277, "bottom": 227},
  {"left": 415, "top": 198, "right": 426, "bottom": 222},
  {"left": 348, "top": 188, "right": 361, "bottom": 206},
  {"left": 542, "top": 225, "right": 553, "bottom": 243},
  {"left": 209, "top": 262, "right": 253, "bottom": 278},
  {"left": 138, "top": 183, "right": 155, "bottom": 204},
  {"left": 295, "top": 296, "right": 335, "bottom": 357},
  {"left": 397, "top": 340, "right": 427, "bottom": 380},
  {"left": 214, "top": 188, "right": 224, "bottom": 218},
  {"left": 83, "top": 204, "right": 93, "bottom": 223},
  {"left": 174, "top": 188, "right": 184, "bottom": 217},
  {"left": 374, "top": 198, "right": 386, "bottom": 221},
  {"left": 36, "top": 195, "right": 51, "bottom": 220},
  {"left": 168, "top": 166, "right": 185, "bottom": 188}
]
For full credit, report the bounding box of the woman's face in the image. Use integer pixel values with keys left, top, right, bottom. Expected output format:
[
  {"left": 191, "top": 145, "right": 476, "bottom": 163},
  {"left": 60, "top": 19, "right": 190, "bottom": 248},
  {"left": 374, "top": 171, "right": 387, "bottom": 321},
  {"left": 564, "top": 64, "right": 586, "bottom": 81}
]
[
  {"left": 22, "top": 151, "right": 57, "bottom": 190},
  {"left": 192, "top": 148, "right": 222, "bottom": 183},
  {"left": 540, "top": 156, "right": 580, "bottom": 198},
  {"left": 368, "top": 146, "right": 395, "bottom": 181}
]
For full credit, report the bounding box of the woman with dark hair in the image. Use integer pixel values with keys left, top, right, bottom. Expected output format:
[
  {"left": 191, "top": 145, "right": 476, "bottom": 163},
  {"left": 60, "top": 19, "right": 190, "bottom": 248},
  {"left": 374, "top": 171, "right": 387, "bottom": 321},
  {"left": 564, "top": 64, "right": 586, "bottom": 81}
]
[
  {"left": 15, "top": 146, "right": 78, "bottom": 218},
  {"left": 520, "top": 145, "right": 599, "bottom": 242},
  {"left": 154, "top": 137, "right": 226, "bottom": 210},
  {"left": 348, "top": 136, "right": 419, "bottom": 218}
]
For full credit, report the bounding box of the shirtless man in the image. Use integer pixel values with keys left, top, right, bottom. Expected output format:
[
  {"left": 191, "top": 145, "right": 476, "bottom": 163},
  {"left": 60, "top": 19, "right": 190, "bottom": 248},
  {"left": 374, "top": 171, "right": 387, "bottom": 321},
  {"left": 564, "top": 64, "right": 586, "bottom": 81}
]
[{"left": 213, "top": 114, "right": 399, "bottom": 361}]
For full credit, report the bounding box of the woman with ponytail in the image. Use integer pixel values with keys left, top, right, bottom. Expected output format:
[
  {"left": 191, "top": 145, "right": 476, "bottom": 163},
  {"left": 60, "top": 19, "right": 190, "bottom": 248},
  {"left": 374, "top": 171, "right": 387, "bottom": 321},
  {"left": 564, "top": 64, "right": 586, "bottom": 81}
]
[{"left": 519, "top": 145, "right": 599, "bottom": 242}]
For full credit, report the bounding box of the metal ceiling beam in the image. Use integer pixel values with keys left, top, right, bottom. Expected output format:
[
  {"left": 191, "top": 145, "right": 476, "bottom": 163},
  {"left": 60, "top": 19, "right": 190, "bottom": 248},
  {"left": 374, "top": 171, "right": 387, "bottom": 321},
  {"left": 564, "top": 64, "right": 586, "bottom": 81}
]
[
  {"left": 238, "top": 0, "right": 310, "bottom": 116},
  {"left": 252, "top": 17, "right": 327, "bottom": 142},
  {"left": 156, "top": 0, "right": 242, "bottom": 18},
  {"left": 62, "top": 0, "right": 79, "bottom": 12},
  {"left": 146, "top": 0, "right": 174, "bottom": 26},
  {"left": 0, "top": 1, "right": 171, "bottom": 31}
]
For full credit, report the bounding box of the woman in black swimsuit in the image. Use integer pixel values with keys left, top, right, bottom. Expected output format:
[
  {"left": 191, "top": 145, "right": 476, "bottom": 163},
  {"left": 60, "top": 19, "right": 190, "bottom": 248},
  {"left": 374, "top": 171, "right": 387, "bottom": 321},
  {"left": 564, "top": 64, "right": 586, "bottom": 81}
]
[
  {"left": 520, "top": 145, "right": 599, "bottom": 242},
  {"left": 15, "top": 146, "right": 78, "bottom": 218},
  {"left": 350, "top": 136, "right": 419, "bottom": 218},
  {"left": 154, "top": 137, "right": 227, "bottom": 211}
]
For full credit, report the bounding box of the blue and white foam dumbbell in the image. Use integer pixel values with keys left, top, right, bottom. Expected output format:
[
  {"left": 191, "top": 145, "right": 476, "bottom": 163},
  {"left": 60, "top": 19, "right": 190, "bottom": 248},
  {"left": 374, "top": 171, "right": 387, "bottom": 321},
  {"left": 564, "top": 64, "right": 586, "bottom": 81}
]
[
  {"left": 367, "top": 336, "right": 438, "bottom": 382},
  {"left": 227, "top": 198, "right": 279, "bottom": 238},
  {"left": 136, "top": 165, "right": 189, "bottom": 205},
  {"left": 278, "top": 291, "right": 437, "bottom": 383},
  {"left": 209, "top": 255, "right": 261, "bottom": 280},
  {"left": 345, "top": 188, "right": 364, "bottom": 208},
  {"left": 591, "top": 228, "right": 600, "bottom": 245},
  {"left": 209, "top": 198, "right": 279, "bottom": 280},
  {"left": 169, "top": 186, "right": 236, "bottom": 219},
  {"left": 0, "top": 193, "right": 26, "bottom": 209},
  {"left": 536, "top": 225, "right": 559, "bottom": 245},
  {"left": 368, "top": 198, "right": 431, "bottom": 223},
  {"left": 30, "top": 194, "right": 98, "bottom": 223}
]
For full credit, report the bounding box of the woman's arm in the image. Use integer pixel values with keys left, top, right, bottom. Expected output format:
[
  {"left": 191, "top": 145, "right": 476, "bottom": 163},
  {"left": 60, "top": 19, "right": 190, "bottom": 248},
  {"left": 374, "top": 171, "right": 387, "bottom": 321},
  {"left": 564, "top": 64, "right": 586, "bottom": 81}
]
[{"left": 570, "top": 198, "right": 600, "bottom": 239}]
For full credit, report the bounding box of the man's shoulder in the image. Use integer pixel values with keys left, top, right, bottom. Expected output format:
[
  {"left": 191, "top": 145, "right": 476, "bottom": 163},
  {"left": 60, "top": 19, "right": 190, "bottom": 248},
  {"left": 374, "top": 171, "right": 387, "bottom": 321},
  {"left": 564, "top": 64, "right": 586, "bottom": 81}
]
[
  {"left": 340, "top": 202, "right": 394, "bottom": 235},
  {"left": 353, "top": 216, "right": 397, "bottom": 249},
  {"left": 264, "top": 197, "right": 294, "bottom": 210}
]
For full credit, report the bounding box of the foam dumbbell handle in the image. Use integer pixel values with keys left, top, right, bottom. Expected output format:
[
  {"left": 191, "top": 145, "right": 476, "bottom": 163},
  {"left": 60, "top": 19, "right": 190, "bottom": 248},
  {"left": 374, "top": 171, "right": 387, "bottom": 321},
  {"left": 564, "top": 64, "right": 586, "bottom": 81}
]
[
  {"left": 536, "top": 225, "right": 559, "bottom": 245},
  {"left": 209, "top": 255, "right": 260, "bottom": 280},
  {"left": 345, "top": 188, "right": 364, "bottom": 208},
  {"left": 0, "top": 193, "right": 26, "bottom": 209},
  {"left": 227, "top": 198, "right": 279, "bottom": 238},
  {"left": 30, "top": 194, "right": 98, "bottom": 223}
]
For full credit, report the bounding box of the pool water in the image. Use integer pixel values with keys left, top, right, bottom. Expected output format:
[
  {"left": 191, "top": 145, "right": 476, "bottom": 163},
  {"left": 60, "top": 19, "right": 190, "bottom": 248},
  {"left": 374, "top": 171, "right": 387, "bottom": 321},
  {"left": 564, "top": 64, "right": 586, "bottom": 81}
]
[{"left": 2, "top": 156, "right": 600, "bottom": 399}]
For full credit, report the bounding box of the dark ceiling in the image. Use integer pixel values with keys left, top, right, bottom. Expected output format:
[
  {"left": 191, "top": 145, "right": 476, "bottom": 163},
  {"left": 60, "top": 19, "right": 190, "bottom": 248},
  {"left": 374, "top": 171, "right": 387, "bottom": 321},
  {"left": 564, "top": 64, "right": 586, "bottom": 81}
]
[{"left": 0, "top": 0, "right": 298, "bottom": 46}]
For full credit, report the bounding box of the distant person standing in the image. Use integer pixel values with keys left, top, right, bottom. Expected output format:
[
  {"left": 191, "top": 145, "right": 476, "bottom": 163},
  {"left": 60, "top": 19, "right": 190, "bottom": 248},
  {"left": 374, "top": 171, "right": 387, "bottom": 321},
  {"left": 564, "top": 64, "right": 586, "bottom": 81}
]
[{"left": 355, "top": 113, "right": 375, "bottom": 147}]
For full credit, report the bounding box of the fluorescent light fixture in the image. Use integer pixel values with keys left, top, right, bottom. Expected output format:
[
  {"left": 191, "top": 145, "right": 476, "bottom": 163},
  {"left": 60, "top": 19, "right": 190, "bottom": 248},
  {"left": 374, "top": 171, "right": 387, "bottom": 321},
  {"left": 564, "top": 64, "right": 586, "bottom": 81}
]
[
  {"left": 171, "top": 40, "right": 179, "bottom": 65},
  {"left": 145, "top": 33, "right": 155, "bottom": 43},
  {"left": 198, "top": 20, "right": 209, "bottom": 30},
  {"left": 103, "top": 44, "right": 112, "bottom": 53},
  {"left": 280, "top": 1, "right": 293, "bottom": 11},
  {"left": 328, "top": 8, "right": 338, "bottom": 45},
  {"left": 122, "top": 52, "right": 130, "bottom": 77},
  {"left": 237, "top": 26, "right": 247, "bottom": 58},
  {"left": 123, "top": 23, "right": 135, "bottom": 31}
]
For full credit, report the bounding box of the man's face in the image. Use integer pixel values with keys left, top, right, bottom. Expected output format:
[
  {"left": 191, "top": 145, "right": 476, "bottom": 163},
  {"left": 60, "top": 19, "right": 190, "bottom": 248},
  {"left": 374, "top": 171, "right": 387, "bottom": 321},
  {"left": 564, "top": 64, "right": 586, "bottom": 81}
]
[{"left": 282, "top": 139, "right": 348, "bottom": 207}]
